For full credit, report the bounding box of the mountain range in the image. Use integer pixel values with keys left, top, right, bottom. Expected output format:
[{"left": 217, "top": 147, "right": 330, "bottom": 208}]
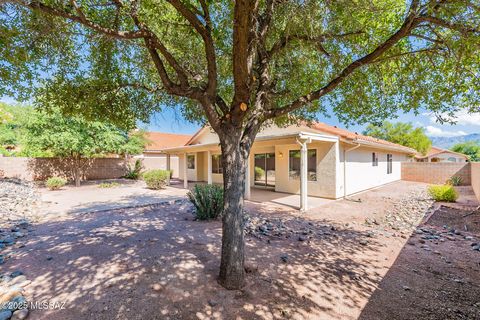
[{"left": 429, "top": 133, "right": 480, "bottom": 149}]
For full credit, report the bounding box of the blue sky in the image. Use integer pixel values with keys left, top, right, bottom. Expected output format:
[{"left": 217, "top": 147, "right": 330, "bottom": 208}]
[
  {"left": 2, "top": 95, "right": 479, "bottom": 137},
  {"left": 145, "top": 105, "right": 480, "bottom": 138}
]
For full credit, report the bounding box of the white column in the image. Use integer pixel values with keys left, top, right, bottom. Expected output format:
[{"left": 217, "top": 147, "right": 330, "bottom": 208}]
[
  {"left": 166, "top": 154, "right": 171, "bottom": 186},
  {"left": 300, "top": 141, "right": 308, "bottom": 212},
  {"left": 207, "top": 150, "right": 212, "bottom": 184},
  {"left": 244, "top": 155, "right": 251, "bottom": 200},
  {"left": 183, "top": 153, "right": 188, "bottom": 188}
]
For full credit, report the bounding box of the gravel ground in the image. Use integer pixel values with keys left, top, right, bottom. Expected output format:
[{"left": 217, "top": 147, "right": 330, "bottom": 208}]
[{"left": 0, "top": 179, "right": 41, "bottom": 228}]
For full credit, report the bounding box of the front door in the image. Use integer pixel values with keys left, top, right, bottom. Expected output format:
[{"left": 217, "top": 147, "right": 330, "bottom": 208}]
[{"left": 254, "top": 153, "right": 275, "bottom": 188}]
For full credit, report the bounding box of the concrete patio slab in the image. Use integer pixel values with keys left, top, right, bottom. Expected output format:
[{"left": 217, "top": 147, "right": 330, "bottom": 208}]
[{"left": 40, "top": 180, "right": 188, "bottom": 218}]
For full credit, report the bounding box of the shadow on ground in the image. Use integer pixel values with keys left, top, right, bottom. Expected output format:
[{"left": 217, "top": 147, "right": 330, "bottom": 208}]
[{"left": 5, "top": 202, "right": 388, "bottom": 320}]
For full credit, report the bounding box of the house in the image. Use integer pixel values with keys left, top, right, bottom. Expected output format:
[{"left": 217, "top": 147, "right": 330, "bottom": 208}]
[
  {"left": 137, "top": 132, "right": 191, "bottom": 178},
  {"left": 161, "top": 122, "right": 416, "bottom": 210},
  {"left": 414, "top": 146, "right": 468, "bottom": 163}
]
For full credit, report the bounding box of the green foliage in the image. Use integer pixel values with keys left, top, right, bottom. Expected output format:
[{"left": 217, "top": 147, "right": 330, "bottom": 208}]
[
  {"left": 0, "top": 1, "right": 478, "bottom": 128},
  {"left": 0, "top": 103, "right": 31, "bottom": 152},
  {"left": 142, "top": 169, "right": 169, "bottom": 189},
  {"left": 446, "top": 176, "right": 463, "bottom": 186},
  {"left": 428, "top": 185, "right": 458, "bottom": 202},
  {"left": 98, "top": 182, "right": 120, "bottom": 188},
  {"left": 21, "top": 106, "right": 146, "bottom": 158},
  {"left": 451, "top": 142, "right": 480, "bottom": 162},
  {"left": 363, "top": 121, "right": 432, "bottom": 154},
  {"left": 124, "top": 159, "right": 144, "bottom": 180},
  {"left": 46, "top": 176, "right": 67, "bottom": 190},
  {"left": 187, "top": 184, "right": 224, "bottom": 221},
  {"left": 254, "top": 166, "right": 265, "bottom": 180}
]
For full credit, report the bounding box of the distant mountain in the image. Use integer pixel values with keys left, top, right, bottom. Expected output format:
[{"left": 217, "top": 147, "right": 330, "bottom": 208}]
[{"left": 429, "top": 133, "right": 480, "bottom": 149}]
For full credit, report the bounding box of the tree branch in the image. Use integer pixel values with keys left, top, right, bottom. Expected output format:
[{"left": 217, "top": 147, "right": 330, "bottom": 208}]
[
  {"left": 265, "top": 1, "right": 423, "bottom": 119},
  {"left": 418, "top": 15, "right": 480, "bottom": 35}
]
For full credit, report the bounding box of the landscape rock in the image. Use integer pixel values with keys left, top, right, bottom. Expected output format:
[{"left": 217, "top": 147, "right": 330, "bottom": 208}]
[
  {"left": 11, "top": 309, "right": 29, "bottom": 320},
  {"left": 0, "top": 310, "right": 12, "bottom": 320}
]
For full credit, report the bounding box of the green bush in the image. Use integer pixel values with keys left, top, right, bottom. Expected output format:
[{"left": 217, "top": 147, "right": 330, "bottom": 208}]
[
  {"left": 124, "top": 159, "right": 143, "bottom": 180},
  {"left": 428, "top": 185, "right": 458, "bottom": 202},
  {"left": 254, "top": 166, "right": 265, "bottom": 180},
  {"left": 142, "top": 169, "right": 169, "bottom": 189},
  {"left": 98, "top": 182, "right": 120, "bottom": 188},
  {"left": 187, "top": 184, "right": 224, "bottom": 220},
  {"left": 46, "top": 177, "right": 67, "bottom": 190},
  {"left": 446, "top": 176, "right": 462, "bottom": 186}
]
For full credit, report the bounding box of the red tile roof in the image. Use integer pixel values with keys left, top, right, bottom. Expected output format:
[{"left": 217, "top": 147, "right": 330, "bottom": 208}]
[
  {"left": 309, "top": 122, "right": 416, "bottom": 153},
  {"left": 144, "top": 132, "right": 192, "bottom": 152},
  {"left": 415, "top": 146, "right": 468, "bottom": 159}
]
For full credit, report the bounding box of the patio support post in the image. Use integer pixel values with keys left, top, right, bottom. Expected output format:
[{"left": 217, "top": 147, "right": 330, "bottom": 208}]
[
  {"left": 207, "top": 150, "right": 213, "bottom": 184},
  {"left": 297, "top": 138, "right": 310, "bottom": 212},
  {"left": 183, "top": 153, "right": 188, "bottom": 189},
  {"left": 244, "top": 155, "right": 251, "bottom": 200},
  {"left": 166, "top": 153, "right": 171, "bottom": 186}
]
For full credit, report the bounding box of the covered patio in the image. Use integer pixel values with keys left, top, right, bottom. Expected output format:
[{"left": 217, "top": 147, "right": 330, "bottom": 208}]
[{"left": 168, "top": 180, "right": 335, "bottom": 211}]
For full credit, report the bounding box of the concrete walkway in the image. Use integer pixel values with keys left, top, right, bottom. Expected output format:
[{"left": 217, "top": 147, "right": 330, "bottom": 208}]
[{"left": 40, "top": 180, "right": 188, "bottom": 217}]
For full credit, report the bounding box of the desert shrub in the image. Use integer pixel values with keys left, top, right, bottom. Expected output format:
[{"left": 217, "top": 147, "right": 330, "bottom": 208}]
[
  {"left": 254, "top": 166, "right": 265, "bottom": 180},
  {"left": 446, "top": 176, "right": 462, "bottom": 186},
  {"left": 46, "top": 177, "right": 67, "bottom": 190},
  {"left": 98, "top": 182, "right": 120, "bottom": 188},
  {"left": 187, "top": 184, "right": 224, "bottom": 220},
  {"left": 124, "top": 159, "right": 143, "bottom": 180},
  {"left": 142, "top": 169, "right": 169, "bottom": 189},
  {"left": 428, "top": 185, "right": 458, "bottom": 202}
]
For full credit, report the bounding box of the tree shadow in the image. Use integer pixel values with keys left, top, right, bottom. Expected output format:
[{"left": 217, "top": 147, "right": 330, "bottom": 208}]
[{"left": 4, "top": 201, "right": 390, "bottom": 320}]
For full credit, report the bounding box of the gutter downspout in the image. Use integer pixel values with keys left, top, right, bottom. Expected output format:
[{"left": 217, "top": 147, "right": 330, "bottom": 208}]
[{"left": 343, "top": 142, "right": 361, "bottom": 199}]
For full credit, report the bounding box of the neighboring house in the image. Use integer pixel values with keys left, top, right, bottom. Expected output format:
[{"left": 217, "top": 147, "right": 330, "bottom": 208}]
[
  {"left": 162, "top": 123, "right": 416, "bottom": 210},
  {"left": 414, "top": 146, "right": 468, "bottom": 163},
  {"left": 138, "top": 132, "right": 191, "bottom": 178}
]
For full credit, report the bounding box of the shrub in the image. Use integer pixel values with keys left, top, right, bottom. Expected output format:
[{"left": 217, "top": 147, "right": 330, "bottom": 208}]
[
  {"left": 428, "top": 185, "right": 458, "bottom": 202},
  {"left": 254, "top": 166, "right": 265, "bottom": 180},
  {"left": 446, "top": 176, "right": 462, "bottom": 186},
  {"left": 187, "top": 184, "right": 224, "bottom": 220},
  {"left": 142, "top": 169, "right": 169, "bottom": 189},
  {"left": 98, "top": 182, "right": 120, "bottom": 188},
  {"left": 124, "top": 159, "right": 143, "bottom": 180},
  {"left": 46, "top": 177, "right": 67, "bottom": 190}
]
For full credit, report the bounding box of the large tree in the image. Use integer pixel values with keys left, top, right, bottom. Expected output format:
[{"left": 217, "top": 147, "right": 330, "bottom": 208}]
[
  {"left": 451, "top": 142, "right": 480, "bottom": 162},
  {"left": 363, "top": 121, "right": 432, "bottom": 154},
  {"left": 22, "top": 107, "right": 147, "bottom": 186},
  {"left": 1, "top": 0, "right": 478, "bottom": 289}
]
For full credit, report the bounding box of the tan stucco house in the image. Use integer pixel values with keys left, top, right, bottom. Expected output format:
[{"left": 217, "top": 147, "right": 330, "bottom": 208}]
[
  {"left": 414, "top": 146, "right": 469, "bottom": 163},
  {"left": 162, "top": 122, "right": 416, "bottom": 211}
]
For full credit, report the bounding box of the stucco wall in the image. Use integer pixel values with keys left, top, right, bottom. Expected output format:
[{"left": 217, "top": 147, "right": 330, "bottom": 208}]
[
  {"left": 401, "top": 162, "right": 471, "bottom": 185},
  {"left": 273, "top": 141, "right": 337, "bottom": 198},
  {"left": 0, "top": 157, "right": 127, "bottom": 181},
  {"left": 428, "top": 152, "right": 468, "bottom": 163},
  {"left": 471, "top": 163, "right": 480, "bottom": 201},
  {"left": 340, "top": 145, "right": 406, "bottom": 197}
]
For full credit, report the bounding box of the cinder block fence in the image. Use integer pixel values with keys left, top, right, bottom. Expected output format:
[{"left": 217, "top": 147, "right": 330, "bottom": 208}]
[{"left": 401, "top": 162, "right": 472, "bottom": 186}]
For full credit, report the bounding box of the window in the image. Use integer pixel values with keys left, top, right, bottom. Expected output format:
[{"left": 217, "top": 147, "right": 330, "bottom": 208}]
[
  {"left": 372, "top": 152, "right": 378, "bottom": 166},
  {"left": 187, "top": 154, "right": 195, "bottom": 169},
  {"left": 447, "top": 157, "right": 457, "bottom": 163},
  {"left": 387, "top": 154, "right": 393, "bottom": 174},
  {"left": 289, "top": 149, "right": 317, "bottom": 181},
  {"left": 211, "top": 154, "right": 223, "bottom": 174}
]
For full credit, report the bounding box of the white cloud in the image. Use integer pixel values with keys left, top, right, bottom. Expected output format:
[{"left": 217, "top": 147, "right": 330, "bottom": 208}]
[
  {"left": 425, "top": 126, "right": 468, "bottom": 137},
  {"left": 426, "top": 110, "right": 480, "bottom": 126}
]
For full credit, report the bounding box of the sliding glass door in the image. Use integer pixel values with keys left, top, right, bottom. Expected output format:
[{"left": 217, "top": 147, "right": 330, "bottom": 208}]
[{"left": 254, "top": 153, "right": 275, "bottom": 188}]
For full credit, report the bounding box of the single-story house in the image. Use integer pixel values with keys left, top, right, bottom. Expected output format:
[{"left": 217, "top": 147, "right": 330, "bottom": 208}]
[
  {"left": 414, "top": 146, "right": 468, "bottom": 163},
  {"left": 162, "top": 122, "right": 416, "bottom": 210},
  {"left": 136, "top": 131, "right": 191, "bottom": 178}
]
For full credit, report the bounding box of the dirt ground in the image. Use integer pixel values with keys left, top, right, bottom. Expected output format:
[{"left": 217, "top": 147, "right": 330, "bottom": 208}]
[{"left": 1, "top": 181, "right": 479, "bottom": 319}]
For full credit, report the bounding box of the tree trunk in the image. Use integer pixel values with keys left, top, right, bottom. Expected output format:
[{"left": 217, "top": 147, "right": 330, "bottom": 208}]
[{"left": 218, "top": 134, "right": 249, "bottom": 289}]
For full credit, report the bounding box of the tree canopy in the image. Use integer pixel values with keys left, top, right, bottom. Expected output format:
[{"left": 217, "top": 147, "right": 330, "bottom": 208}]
[
  {"left": 451, "top": 142, "right": 480, "bottom": 162},
  {"left": 363, "top": 121, "right": 432, "bottom": 154},
  {"left": 1, "top": 0, "right": 479, "bottom": 130}
]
